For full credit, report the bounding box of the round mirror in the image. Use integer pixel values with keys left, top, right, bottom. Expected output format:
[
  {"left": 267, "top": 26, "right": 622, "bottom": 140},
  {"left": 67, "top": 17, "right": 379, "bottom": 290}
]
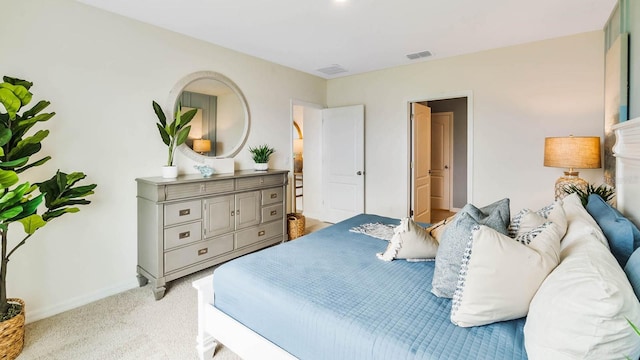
[{"left": 167, "top": 71, "right": 250, "bottom": 161}]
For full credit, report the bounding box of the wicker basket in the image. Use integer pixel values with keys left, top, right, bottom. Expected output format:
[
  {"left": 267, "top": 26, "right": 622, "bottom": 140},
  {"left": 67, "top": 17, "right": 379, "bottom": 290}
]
[
  {"left": 0, "top": 298, "right": 25, "bottom": 360},
  {"left": 288, "top": 213, "right": 305, "bottom": 240}
]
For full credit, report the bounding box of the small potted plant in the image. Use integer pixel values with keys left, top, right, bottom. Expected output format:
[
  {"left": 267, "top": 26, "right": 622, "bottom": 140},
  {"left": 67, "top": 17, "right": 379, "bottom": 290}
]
[
  {"left": 249, "top": 144, "right": 275, "bottom": 171},
  {"left": 151, "top": 101, "right": 197, "bottom": 178}
]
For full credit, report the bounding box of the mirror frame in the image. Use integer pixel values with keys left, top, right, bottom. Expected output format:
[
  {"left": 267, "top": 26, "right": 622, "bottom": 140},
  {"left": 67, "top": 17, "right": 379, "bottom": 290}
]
[{"left": 167, "top": 71, "right": 251, "bottom": 161}]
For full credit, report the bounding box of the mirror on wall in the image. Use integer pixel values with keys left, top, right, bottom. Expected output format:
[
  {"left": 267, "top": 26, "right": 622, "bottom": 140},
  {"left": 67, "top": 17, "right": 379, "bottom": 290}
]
[{"left": 167, "top": 71, "right": 250, "bottom": 161}]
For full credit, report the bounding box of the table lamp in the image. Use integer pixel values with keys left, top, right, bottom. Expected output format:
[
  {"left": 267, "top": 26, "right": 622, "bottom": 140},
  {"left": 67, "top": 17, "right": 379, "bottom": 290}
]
[
  {"left": 193, "top": 139, "right": 211, "bottom": 155},
  {"left": 544, "top": 135, "right": 601, "bottom": 200}
]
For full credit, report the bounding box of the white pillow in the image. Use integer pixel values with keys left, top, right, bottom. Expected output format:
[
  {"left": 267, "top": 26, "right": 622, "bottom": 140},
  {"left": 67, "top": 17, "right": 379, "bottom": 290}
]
[
  {"left": 376, "top": 218, "right": 438, "bottom": 261},
  {"left": 450, "top": 221, "right": 562, "bottom": 327},
  {"left": 560, "top": 193, "right": 608, "bottom": 250},
  {"left": 524, "top": 232, "right": 640, "bottom": 359}
]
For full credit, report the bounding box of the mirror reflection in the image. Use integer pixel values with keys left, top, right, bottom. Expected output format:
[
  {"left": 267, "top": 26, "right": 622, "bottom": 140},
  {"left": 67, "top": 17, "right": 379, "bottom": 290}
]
[{"left": 178, "top": 78, "right": 245, "bottom": 157}]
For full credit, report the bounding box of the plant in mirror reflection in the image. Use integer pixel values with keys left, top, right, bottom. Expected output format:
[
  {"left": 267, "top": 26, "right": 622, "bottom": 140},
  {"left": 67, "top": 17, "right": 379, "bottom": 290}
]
[{"left": 152, "top": 101, "right": 197, "bottom": 166}]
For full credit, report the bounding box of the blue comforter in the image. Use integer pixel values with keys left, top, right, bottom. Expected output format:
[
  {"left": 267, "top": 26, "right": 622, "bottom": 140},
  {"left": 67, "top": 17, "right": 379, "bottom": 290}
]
[{"left": 213, "top": 214, "right": 527, "bottom": 360}]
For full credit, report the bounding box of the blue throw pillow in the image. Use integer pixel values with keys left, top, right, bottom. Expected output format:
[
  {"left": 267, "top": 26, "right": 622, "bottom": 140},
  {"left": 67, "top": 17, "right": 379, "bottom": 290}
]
[
  {"left": 431, "top": 198, "right": 510, "bottom": 298},
  {"left": 586, "top": 194, "right": 640, "bottom": 268},
  {"left": 625, "top": 248, "right": 640, "bottom": 301}
]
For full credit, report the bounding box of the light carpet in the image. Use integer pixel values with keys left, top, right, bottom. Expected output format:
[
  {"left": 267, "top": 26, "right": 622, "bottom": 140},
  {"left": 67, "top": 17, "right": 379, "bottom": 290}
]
[{"left": 21, "top": 267, "right": 240, "bottom": 360}]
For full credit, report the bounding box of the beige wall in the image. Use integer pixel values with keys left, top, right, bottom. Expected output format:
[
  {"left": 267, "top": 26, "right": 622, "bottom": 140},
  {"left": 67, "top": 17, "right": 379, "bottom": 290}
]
[
  {"left": 327, "top": 31, "right": 605, "bottom": 217},
  {"left": 1, "top": 0, "right": 325, "bottom": 321}
]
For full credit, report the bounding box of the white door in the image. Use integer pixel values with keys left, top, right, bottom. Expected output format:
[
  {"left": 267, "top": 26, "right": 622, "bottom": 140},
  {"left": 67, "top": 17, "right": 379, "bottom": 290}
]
[
  {"left": 430, "top": 112, "right": 453, "bottom": 210},
  {"left": 412, "top": 103, "right": 432, "bottom": 224},
  {"left": 322, "top": 105, "right": 365, "bottom": 223}
]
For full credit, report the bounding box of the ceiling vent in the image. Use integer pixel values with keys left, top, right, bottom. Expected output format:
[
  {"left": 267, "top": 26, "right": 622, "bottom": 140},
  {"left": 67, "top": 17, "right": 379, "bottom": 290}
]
[
  {"left": 406, "top": 50, "right": 432, "bottom": 60},
  {"left": 316, "top": 64, "right": 348, "bottom": 75}
]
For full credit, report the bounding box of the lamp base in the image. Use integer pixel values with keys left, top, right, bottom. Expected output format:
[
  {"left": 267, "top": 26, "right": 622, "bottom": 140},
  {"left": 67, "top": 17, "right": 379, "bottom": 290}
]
[{"left": 554, "top": 171, "right": 588, "bottom": 200}]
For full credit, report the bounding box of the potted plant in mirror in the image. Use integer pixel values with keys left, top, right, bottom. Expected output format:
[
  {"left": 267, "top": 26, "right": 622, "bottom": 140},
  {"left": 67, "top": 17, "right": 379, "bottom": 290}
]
[
  {"left": 151, "top": 101, "right": 197, "bottom": 178},
  {"left": 249, "top": 144, "right": 275, "bottom": 171},
  {"left": 0, "top": 76, "right": 97, "bottom": 359}
]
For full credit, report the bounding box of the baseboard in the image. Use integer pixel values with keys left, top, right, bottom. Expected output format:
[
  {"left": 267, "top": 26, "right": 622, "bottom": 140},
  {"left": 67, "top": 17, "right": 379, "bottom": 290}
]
[
  {"left": 451, "top": 208, "right": 461, "bottom": 212},
  {"left": 26, "top": 278, "right": 139, "bottom": 324}
]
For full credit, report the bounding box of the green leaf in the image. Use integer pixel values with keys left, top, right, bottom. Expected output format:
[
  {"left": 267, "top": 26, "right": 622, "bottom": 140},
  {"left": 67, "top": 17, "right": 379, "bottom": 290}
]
[
  {"left": 0, "top": 205, "right": 22, "bottom": 220},
  {"left": 0, "top": 88, "right": 20, "bottom": 119},
  {"left": 22, "top": 100, "right": 50, "bottom": 118},
  {"left": 175, "top": 126, "right": 191, "bottom": 147},
  {"left": 0, "top": 157, "right": 29, "bottom": 169},
  {"left": 18, "top": 214, "right": 46, "bottom": 234},
  {"left": 0, "top": 83, "right": 32, "bottom": 107},
  {"left": 7, "top": 142, "right": 41, "bottom": 162},
  {"left": 156, "top": 123, "right": 170, "bottom": 146},
  {"left": 65, "top": 172, "right": 87, "bottom": 187},
  {"left": 43, "top": 207, "right": 79, "bottom": 221},
  {"left": 0, "top": 169, "right": 18, "bottom": 188},
  {"left": 152, "top": 101, "right": 166, "bottom": 127},
  {"left": 15, "top": 156, "right": 50, "bottom": 174},
  {"left": 0, "top": 125, "right": 11, "bottom": 147},
  {"left": 3, "top": 76, "right": 33, "bottom": 90},
  {"left": 180, "top": 108, "right": 197, "bottom": 128}
]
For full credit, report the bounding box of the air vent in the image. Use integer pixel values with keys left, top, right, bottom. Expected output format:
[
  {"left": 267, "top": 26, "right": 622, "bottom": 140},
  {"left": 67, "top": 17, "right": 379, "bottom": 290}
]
[
  {"left": 406, "top": 50, "right": 432, "bottom": 60},
  {"left": 316, "top": 64, "right": 348, "bottom": 75}
]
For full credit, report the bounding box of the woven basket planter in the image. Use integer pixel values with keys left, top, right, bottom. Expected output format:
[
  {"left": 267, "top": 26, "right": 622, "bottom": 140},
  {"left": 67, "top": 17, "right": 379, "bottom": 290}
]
[
  {"left": 0, "top": 298, "right": 25, "bottom": 360},
  {"left": 287, "top": 213, "right": 305, "bottom": 240}
]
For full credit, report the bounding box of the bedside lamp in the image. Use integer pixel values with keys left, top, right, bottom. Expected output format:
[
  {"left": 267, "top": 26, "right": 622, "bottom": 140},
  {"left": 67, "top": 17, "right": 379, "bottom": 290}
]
[
  {"left": 193, "top": 139, "right": 211, "bottom": 155},
  {"left": 544, "top": 135, "right": 601, "bottom": 200},
  {"left": 293, "top": 138, "right": 303, "bottom": 173}
]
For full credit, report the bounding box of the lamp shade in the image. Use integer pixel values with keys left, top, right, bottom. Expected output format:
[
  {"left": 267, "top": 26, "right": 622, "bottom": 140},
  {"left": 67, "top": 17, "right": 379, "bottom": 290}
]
[
  {"left": 193, "top": 139, "right": 211, "bottom": 153},
  {"left": 544, "top": 136, "right": 601, "bottom": 169}
]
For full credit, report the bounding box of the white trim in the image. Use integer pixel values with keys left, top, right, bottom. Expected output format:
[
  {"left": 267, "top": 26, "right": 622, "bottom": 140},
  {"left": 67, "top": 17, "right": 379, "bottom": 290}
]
[
  {"left": 26, "top": 279, "right": 139, "bottom": 324},
  {"left": 406, "top": 90, "right": 474, "bottom": 217}
]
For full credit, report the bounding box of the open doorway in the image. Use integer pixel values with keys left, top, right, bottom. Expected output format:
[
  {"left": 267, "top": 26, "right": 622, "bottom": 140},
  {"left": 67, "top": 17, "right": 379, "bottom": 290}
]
[{"left": 409, "top": 96, "right": 471, "bottom": 223}]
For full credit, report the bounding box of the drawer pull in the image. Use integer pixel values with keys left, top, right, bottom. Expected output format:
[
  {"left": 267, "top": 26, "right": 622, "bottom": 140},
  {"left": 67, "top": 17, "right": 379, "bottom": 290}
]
[
  {"left": 198, "top": 248, "right": 208, "bottom": 256},
  {"left": 179, "top": 231, "right": 190, "bottom": 239},
  {"left": 236, "top": 210, "right": 240, "bottom": 216},
  {"left": 270, "top": 193, "right": 278, "bottom": 199},
  {"left": 270, "top": 210, "right": 277, "bottom": 216},
  {"left": 231, "top": 210, "right": 234, "bottom": 216},
  {"left": 258, "top": 230, "right": 266, "bottom": 237},
  {"left": 179, "top": 209, "right": 191, "bottom": 216}
]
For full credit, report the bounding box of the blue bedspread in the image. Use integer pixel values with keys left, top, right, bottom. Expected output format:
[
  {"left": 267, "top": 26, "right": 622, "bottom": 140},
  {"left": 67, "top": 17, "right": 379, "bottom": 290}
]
[{"left": 213, "top": 214, "right": 527, "bottom": 360}]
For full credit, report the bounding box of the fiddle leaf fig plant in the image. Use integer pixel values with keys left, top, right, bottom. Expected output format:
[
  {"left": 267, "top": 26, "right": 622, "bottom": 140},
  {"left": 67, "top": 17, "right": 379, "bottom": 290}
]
[
  {"left": 0, "top": 76, "right": 97, "bottom": 321},
  {"left": 152, "top": 101, "right": 197, "bottom": 166}
]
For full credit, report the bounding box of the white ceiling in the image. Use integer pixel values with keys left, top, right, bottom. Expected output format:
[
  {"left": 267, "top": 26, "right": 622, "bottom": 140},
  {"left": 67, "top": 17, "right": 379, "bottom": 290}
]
[{"left": 78, "top": 0, "right": 617, "bottom": 79}]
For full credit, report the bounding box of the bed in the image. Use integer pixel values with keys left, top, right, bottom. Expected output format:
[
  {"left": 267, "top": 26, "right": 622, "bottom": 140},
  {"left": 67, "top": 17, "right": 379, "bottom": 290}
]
[{"left": 192, "top": 117, "right": 640, "bottom": 360}]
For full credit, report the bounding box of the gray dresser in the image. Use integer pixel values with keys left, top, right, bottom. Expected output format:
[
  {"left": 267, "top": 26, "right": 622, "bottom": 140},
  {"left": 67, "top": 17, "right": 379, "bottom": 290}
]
[{"left": 136, "top": 169, "right": 288, "bottom": 299}]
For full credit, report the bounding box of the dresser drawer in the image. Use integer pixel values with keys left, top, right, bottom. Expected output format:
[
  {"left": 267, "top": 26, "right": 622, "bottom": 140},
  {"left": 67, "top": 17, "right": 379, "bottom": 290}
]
[
  {"left": 262, "top": 204, "right": 283, "bottom": 223},
  {"left": 164, "top": 234, "right": 234, "bottom": 274},
  {"left": 236, "top": 174, "right": 285, "bottom": 190},
  {"left": 262, "top": 187, "right": 283, "bottom": 206},
  {"left": 165, "top": 180, "right": 234, "bottom": 200},
  {"left": 164, "top": 221, "right": 202, "bottom": 250},
  {"left": 235, "top": 221, "right": 283, "bottom": 249},
  {"left": 164, "top": 200, "right": 202, "bottom": 226}
]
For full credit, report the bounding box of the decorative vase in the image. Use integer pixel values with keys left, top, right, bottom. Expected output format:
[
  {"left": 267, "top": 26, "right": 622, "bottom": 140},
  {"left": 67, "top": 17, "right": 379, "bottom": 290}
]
[
  {"left": 162, "top": 165, "right": 178, "bottom": 179},
  {"left": 254, "top": 163, "right": 268, "bottom": 171},
  {"left": 0, "top": 298, "right": 25, "bottom": 360}
]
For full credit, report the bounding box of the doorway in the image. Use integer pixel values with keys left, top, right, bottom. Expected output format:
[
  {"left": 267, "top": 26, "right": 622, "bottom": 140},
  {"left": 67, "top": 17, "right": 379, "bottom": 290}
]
[{"left": 409, "top": 96, "right": 471, "bottom": 223}]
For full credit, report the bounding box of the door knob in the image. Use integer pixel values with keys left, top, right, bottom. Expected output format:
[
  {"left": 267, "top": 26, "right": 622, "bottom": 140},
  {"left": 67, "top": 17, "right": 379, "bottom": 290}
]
[
  {"left": 356, "top": 171, "right": 362, "bottom": 175},
  {"left": 444, "top": 165, "right": 449, "bottom": 169}
]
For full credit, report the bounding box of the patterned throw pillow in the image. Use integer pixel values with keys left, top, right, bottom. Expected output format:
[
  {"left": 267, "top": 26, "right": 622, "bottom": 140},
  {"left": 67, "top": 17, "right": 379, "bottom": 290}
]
[
  {"left": 508, "top": 200, "right": 567, "bottom": 241},
  {"left": 431, "top": 198, "right": 510, "bottom": 298},
  {"left": 376, "top": 218, "right": 438, "bottom": 261},
  {"left": 450, "top": 220, "right": 562, "bottom": 327}
]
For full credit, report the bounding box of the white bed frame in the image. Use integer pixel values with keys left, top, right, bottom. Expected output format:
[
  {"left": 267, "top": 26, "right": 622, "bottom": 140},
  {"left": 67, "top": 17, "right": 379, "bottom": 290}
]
[{"left": 192, "top": 117, "right": 640, "bottom": 360}]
